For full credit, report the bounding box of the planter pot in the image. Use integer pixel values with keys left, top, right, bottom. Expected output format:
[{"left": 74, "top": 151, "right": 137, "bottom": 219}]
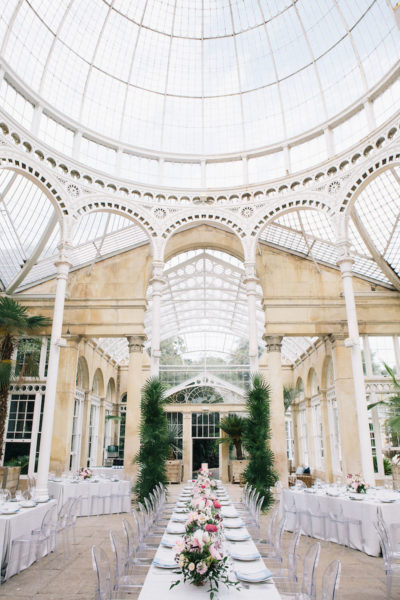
[
  {"left": 0, "top": 466, "right": 21, "bottom": 497},
  {"left": 166, "top": 460, "right": 183, "bottom": 484},
  {"left": 392, "top": 464, "right": 400, "bottom": 490},
  {"left": 230, "top": 459, "right": 249, "bottom": 484}
]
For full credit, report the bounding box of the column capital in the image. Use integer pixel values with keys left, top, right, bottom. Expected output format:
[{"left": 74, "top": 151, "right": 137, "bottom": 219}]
[
  {"left": 328, "top": 333, "right": 347, "bottom": 348},
  {"left": 127, "top": 335, "right": 146, "bottom": 353},
  {"left": 336, "top": 240, "right": 354, "bottom": 274},
  {"left": 263, "top": 335, "right": 283, "bottom": 353},
  {"left": 243, "top": 262, "right": 258, "bottom": 285},
  {"left": 54, "top": 242, "right": 73, "bottom": 278}
]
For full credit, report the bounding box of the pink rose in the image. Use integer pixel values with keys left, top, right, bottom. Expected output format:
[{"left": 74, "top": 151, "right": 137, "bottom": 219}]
[
  {"left": 213, "top": 500, "right": 221, "bottom": 509},
  {"left": 209, "top": 543, "right": 222, "bottom": 560},
  {"left": 205, "top": 523, "right": 218, "bottom": 533}
]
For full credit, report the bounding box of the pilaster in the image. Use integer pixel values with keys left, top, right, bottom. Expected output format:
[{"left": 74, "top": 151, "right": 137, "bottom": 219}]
[
  {"left": 263, "top": 335, "right": 288, "bottom": 486},
  {"left": 124, "top": 335, "right": 146, "bottom": 475},
  {"left": 183, "top": 413, "right": 192, "bottom": 480},
  {"left": 320, "top": 389, "right": 333, "bottom": 482}
]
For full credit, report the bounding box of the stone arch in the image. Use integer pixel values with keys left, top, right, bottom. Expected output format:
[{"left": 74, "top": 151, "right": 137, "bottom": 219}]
[
  {"left": 306, "top": 367, "right": 319, "bottom": 397},
  {"left": 163, "top": 222, "right": 246, "bottom": 264},
  {"left": 295, "top": 377, "right": 305, "bottom": 401},
  {"left": 76, "top": 356, "right": 90, "bottom": 391},
  {"left": 106, "top": 377, "right": 116, "bottom": 403},
  {"left": 321, "top": 355, "right": 334, "bottom": 390},
  {"left": 339, "top": 149, "right": 400, "bottom": 214},
  {"left": 92, "top": 368, "right": 105, "bottom": 397}
]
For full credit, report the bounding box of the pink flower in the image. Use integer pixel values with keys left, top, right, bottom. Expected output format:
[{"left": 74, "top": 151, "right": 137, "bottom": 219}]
[
  {"left": 196, "top": 561, "right": 208, "bottom": 575},
  {"left": 205, "top": 523, "right": 218, "bottom": 533},
  {"left": 173, "top": 537, "right": 185, "bottom": 554},
  {"left": 209, "top": 543, "right": 222, "bottom": 561},
  {"left": 213, "top": 500, "right": 221, "bottom": 509}
]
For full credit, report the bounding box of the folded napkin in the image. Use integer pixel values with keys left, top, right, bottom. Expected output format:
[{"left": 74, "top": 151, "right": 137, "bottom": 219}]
[
  {"left": 230, "top": 551, "right": 261, "bottom": 561},
  {"left": 224, "top": 530, "right": 251, "bottom": 542}
]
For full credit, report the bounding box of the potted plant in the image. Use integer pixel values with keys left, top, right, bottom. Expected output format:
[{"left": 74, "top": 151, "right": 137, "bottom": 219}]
[{"left": 217, "top": 414, "right": 248, "bottom": 483}]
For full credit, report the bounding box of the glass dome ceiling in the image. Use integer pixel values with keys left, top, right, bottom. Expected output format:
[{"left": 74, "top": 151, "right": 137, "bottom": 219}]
[{"left": 0, "top": 0, "right": 398, "bottom": 161}]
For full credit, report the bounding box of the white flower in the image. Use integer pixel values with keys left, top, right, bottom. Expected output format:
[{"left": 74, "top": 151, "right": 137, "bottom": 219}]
[{"left": 189, "top": 562, "right": 195, "bottom": 571}]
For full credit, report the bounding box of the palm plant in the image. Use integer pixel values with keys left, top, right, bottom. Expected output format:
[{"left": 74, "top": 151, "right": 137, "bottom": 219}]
[
  {"left": 243, "top": 374, "right": 278, "bottom": 510},
  {"left": 217, "top": 413, "right": 246, "bottom": 460},
  {"left": 367, "top": 363, "right": 400, "bottom": 446},
  {"left": 134, "top": 377, "right": 170, "bottom": 503},
  {"left": 0, "top": 297, "right": 50, "bottom": 461},
  {"left": 167, "top": 422, "right": 183, "bottom": 459},
  {"left": 283, "top": 383, "right": 301, "bottom": 412}
]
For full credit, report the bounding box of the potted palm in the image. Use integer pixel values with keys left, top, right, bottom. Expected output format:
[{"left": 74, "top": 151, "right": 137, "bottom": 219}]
[{"left": 218, "top": 414, "right": 248, "bottom": 483}]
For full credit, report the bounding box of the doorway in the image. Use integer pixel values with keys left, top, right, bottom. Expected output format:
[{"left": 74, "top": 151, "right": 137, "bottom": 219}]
[{"left": 191, "top": 411, "right": 220, "bottom": 478}]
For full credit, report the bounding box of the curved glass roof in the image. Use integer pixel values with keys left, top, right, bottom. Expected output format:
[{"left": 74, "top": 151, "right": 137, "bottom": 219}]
[{"left": 0, "top": 0, "right": 398, "bottom": 161}]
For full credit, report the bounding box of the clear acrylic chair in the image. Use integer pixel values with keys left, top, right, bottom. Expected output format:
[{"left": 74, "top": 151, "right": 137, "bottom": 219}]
[
  {"left": 122, "top": 517, "right": 153, "bottom": 567},
  {"left": 56, "top": 497, "right": 75, "bottom": 560},
  {"left": 109, "top": 530, "right": 146, "bottom": 594},
  {"left": 6, "top": 504, "right": 58, "bottom": 580},
  {"left": 65, "top": 496, "right": 81, "bottom": 545},
  {"left": 276, "top": 541, "right": 321, "bottom": 600},
  {"left": 92, "top": 545, "right": 113, "bottom": 600},
  {"left": 269, "top": 528, "right": 302, "bottom": 583},
  {"left": 375, "top": 520, "right": 400, "bottom": 599},
  {"left": 321, "top": 560, "right": 341, "bottom": 600},
  {"left": 257, "top": 517, "right": 286, "bottom": 564},
  {"left": 329, "top": 505, "right": 365, "bottom": 552}
]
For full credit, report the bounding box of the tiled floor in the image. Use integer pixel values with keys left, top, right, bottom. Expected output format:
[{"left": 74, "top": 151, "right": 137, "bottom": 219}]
[{"left": 0, "top": 484, "right": 397, "bottom": 600}]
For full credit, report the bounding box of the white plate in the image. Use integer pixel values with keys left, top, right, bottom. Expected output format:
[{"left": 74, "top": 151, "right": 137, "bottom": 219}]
[
  {"left": 234, "top": 568, "right": 272, "bottom": 583},
  {"left": 19, "top": 501, "right": 37, "bottom": 508},
  {"left": 0, "top": 508, "right": 19, "bottom": 514},
  {"left": 225, "top": 531, "right": 251, "bottom": 542},
  {"left": 349, "top": 494, "right": 365, "bottom": 501},
  {"left": 230, "top": 552, "right": 261, "bottom": 561},
  {"left": 153, "top": 559, "right": 177, "bottom": 569}
]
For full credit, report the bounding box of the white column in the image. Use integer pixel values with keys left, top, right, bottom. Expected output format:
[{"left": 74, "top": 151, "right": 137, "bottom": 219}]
[
  {"left": 36, "top": 243, "right": 72, "bottom": 499},
  {"left": 31, "top": 105, "right": 43, "bottom": 137},
  {"left": 244, "top": 263, "right": 259, "bottom": 373},
  {"left": 324, "top": 127, "right": 334, "bottom": 157},
  {"left": 72, "top": 131, "right": 82, "bottom": 161},
  {"left": 337, "top": 241, "right": 375, "bottom": 484},
  {"left": 150, "top": 261, "right": 165, "bottom": 377}
]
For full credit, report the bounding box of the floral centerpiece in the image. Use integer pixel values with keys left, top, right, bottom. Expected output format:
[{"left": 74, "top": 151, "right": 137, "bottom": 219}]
[
  {"left": 170, "top": 469, "right": 239, "bottom": 598},
  {"left": 346, "top": 473, "right": 369, "bottom": 494},
  {"left": 79, "top": 467, "right": 93, "bottom": 480}
]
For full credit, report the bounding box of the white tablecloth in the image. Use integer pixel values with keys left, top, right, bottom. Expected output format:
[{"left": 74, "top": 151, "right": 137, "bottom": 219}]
[
  {"left": 0, "top": 500, "right": 57, "bottom": 582},
  {"left": 138, "top": 487, "right": 281, "bottom": 600},
  {"left": 48, "top": 479, "right": 131, "bottom": 516},
  {"left": 282, "top": 488, "right": 400, "bottom": 556},
  {"left": 90, "top": 467, "right": 125, "bottom": 478}
]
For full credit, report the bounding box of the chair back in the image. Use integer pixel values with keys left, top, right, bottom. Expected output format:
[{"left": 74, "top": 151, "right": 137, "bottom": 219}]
[
  {"left": 301, "top": 541, "right": 321, "bottom": 600},
  {"left": 109, "top": 529, "right": 128, "bottom": 583},
  {"left": 287, "top": 528, "right": 302, "bottom": 579},
  {"left": 92, "top": 545, "right": 112, "bottom": 600},
  {"left": 41, "top": 504, "right": 58, "bottom": 536},
  {"left": 321, "top": 560, "right": 341, "bottom": 600}
]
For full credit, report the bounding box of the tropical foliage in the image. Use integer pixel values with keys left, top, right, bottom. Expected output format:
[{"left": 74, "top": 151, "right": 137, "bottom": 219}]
[
  {"left": 134, "top": 377, "right": 170, "bottom": 503},
  {"left": 217, "top": 413, "right": 246, "bottom": 459},
  {"left": 0, "top": 297, "right": 50, "bottom": 460},
  {"left": 367, "top": 363, "right": 400, "bottom": 446},
  {"left": 242, "top": 374, "right": 278, "bottom": 509},
  {"left": 283, "top": 383, "right": 301, "bottom": 412}
]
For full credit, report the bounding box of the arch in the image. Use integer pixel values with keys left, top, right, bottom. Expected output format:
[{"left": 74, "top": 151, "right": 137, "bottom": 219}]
[
  {"left": 0, "top": 154, "right": 69, "bottom": 218},
  {"left": 295, "top": 377, "right": 305, "bottom": 401},
  {"left": 163, "top": 223, "right": 246, "bottom": 264},
  {"left": 321, "top": 355, "right": 334, "bottom": 390},
  {"left": 76, "top": 356, "right": 89, "bottom": 391},
  {"left": 306, "top": 367, "right": 319, "bottom": 397},
  {"left": 91, "top": 368, "right": 105, "bottom": 397},
  {"left": 106, "top": 377, "right": 116, "bottom": 403},
  {"left": 251, "top": 192, "right": 336, "bottom": 244},
  {"left": 72, "top": 199, "right": 156, "bottom": 248},
  {"left": 339, "top": 149, "right": 400, "bottom": 214}
]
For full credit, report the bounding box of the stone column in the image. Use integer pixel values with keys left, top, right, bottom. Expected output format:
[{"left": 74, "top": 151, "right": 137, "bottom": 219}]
[
  {"left": 97, "top": 396, "right": 106, "bottom": 466},
  {"left": 331, "top": 335, "right": 365, "bottom": 477},
  {"left": 80, "top": 391, "right": 91, "bottom": 468},
  {"left": 320, "top": 390, "right": 333, "bottom": 482},
  {"left": 219, "top": 411, "right": 230, "bottom": 483},
  {"left": 36, "top": 244, "right": 72, "bottom": 499},
  {"left": 124, "top": 335, "right": 146, "bottom": 475},
  {"left": 337, "top": 242, "right": 375, "bottom": 484},
  {"left": 305, "top": 397, "right": 316, "bottom": 471},
  {"left": 183, "top": 413, "right": 192, "bottom": 481},
  {"left": 150, "top": 261, "right": 165, "bottom": 377},
  {"left": 244, "top": 263, "right": 259, "bottom": 373},
  {"left": 263, "top": 335, "right": 289, "bottom": 486},
  {"left": 50, "top": 335, "right": 81, "bottom": 474}
]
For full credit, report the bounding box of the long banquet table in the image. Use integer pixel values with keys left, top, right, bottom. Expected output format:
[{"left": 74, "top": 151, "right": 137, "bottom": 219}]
[
  {"left": 138, "top": 483, "right": 281, "bottom": 600},
  {"left": 282, "top": 487, "right": 400, "bottom": 556},
  {"left": 48, "top": 478, "right": 131, "bottom": 516},
  {"left": 0, "top": 500, "right": 57, "bottom": 582}
]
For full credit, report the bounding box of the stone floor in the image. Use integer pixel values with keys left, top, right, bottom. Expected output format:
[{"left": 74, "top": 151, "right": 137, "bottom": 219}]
[{"left": 0, "top": 484, "right": 398, "bottom": 600}]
